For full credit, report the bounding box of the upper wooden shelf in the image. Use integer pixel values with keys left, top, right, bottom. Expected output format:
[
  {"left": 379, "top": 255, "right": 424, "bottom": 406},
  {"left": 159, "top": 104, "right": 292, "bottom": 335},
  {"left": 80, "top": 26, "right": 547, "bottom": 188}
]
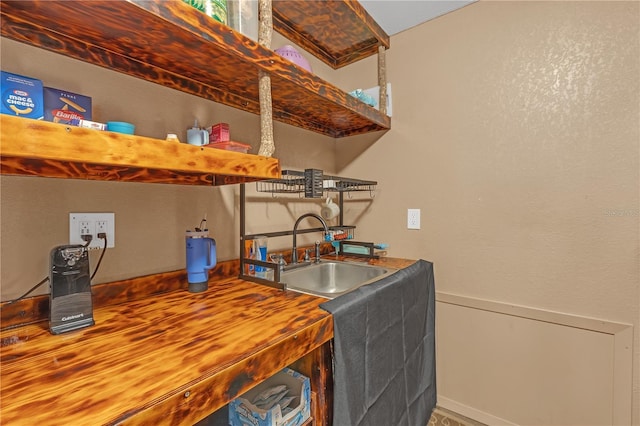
[
  {"left": 272, "top": 0, "right": 390, "bottom": 69},
  {"left": 0, "top": 0, "right": 390, "bottom": 138},
  {"left": 0, "top": 115, "right": 280, "bottom": 185}
]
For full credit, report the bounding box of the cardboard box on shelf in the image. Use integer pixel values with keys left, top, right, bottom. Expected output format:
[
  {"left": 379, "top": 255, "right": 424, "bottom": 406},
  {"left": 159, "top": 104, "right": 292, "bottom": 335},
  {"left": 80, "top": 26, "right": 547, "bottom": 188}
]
[
  {"left": 208, "top": 122, "right": 230, "bottom": 143},
  {"left": 43, "top": 87, "right": 92, "bottom": 125},
  {"left": 229, "top": 367, "right": 311, "bottom": 426},
  {"left": 1, "top": 71, "right": 44, "bottom": 120},
  {"left": 182, "top": 0, "right": 228, "bottom": 24},
  {"left": 70, "top": 119, "right": 106, "bottom": 131}
]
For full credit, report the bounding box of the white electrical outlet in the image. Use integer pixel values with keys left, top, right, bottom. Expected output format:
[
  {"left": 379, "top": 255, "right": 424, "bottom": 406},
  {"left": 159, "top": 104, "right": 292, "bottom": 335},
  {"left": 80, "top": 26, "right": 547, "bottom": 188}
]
[
  {"left": 407, "top": 208, "right": 421, "bottom": 230},
  {"left": 70, "top": 212, "right": 115, "bottom": 250}
]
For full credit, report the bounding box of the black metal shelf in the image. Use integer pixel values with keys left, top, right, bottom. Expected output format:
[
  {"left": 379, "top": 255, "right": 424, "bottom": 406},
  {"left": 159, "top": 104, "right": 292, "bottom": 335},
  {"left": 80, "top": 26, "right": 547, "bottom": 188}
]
[{"left": 256, "top": 169, "right": 377, "bottom": 197}]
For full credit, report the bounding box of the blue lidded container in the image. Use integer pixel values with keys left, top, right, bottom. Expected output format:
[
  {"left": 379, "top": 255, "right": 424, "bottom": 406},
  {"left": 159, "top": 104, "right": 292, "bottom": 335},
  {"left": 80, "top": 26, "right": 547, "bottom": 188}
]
[{"left": 106, "top": 121, "right": 135, "bottom": 135}]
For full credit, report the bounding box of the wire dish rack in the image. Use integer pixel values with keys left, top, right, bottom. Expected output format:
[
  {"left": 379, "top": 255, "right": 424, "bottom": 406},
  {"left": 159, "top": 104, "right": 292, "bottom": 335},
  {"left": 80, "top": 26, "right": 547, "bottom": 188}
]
[{"left": 256, "top": 169, "right": 377, "bottom": 198}]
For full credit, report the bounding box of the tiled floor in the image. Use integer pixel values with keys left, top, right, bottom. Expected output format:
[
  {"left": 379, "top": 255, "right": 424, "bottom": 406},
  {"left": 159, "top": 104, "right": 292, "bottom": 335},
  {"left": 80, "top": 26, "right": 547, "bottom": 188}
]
[{"left": 429, "top": 407, "right": 488, "bottom": 426}]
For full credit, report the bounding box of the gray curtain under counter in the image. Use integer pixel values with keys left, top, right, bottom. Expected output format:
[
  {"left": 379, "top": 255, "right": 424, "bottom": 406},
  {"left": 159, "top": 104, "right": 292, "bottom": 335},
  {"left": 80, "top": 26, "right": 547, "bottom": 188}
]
[{"left": 321, "top": 259, "right": 437, "bottom": 426}]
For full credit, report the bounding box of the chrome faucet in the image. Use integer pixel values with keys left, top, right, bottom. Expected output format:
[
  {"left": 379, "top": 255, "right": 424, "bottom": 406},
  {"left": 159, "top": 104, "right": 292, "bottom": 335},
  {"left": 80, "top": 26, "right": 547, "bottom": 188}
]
[{"left": 292, "top": 213, "right": 329, "bottom": 264}]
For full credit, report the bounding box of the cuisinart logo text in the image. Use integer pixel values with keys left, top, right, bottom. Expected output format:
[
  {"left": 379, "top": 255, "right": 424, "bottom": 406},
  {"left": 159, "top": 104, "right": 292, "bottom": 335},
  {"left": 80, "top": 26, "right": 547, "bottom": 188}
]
[{"left": 61, "top": 313, "right": 84, "bottom": 322}]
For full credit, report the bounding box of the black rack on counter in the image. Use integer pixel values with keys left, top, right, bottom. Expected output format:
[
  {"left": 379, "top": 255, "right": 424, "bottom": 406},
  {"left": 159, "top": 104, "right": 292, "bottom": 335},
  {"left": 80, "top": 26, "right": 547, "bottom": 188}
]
[{"left": 256, "top": 169, "right": 377, "bottom": 198}]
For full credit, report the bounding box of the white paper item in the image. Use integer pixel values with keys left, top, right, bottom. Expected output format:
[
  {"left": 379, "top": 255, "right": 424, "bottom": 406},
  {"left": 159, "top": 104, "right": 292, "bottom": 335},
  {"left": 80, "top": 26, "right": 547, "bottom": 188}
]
[{"left": 362, "top": 83, "right": 392, "bottom": 117}]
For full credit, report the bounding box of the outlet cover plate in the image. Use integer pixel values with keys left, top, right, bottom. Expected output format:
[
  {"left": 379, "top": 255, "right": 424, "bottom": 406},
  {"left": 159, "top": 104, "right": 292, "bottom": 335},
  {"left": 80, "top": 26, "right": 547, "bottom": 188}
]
[{"left": 70, "top": 212, "right": 115, "bottom": 250}]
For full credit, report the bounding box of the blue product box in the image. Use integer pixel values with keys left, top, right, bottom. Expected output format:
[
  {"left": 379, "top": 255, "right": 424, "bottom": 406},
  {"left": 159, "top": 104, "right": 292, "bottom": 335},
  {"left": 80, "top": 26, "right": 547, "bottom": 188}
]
[
  {"left": 229, "top": 367, "right": 311, "bottom": 426},
  {"left": 43, "top": 87, "right": 92, "bottom": 125},
  {"left": 1, "top": 71, "right": 44, "bottom": 120}
]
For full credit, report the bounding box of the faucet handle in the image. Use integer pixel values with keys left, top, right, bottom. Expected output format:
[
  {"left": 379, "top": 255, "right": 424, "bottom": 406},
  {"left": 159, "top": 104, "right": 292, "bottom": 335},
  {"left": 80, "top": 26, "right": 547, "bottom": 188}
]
[{"left": 269, "top": 253, "right": 287, "bottom": 268}]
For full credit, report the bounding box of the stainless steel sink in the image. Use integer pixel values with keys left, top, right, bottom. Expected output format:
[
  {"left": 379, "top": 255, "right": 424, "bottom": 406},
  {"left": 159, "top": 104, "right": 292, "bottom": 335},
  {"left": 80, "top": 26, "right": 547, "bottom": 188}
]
[{"left": 281, "top": 260, "right": 397, "bottom": 298}]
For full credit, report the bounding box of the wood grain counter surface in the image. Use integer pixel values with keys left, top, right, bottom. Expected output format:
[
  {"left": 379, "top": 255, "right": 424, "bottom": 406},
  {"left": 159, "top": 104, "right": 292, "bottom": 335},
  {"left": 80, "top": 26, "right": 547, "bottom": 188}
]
[
  {"left": 1, "top": 277, "right": 332, "bottom": 425},
  {"left": 0, "top": 256, "right": 415, "bottom": 425}
]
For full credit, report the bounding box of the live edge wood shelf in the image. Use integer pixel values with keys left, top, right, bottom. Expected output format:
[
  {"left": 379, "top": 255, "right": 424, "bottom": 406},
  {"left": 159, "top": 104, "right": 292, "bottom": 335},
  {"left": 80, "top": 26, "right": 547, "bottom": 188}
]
[
  {"left": 272, "top": 0, "right": 390, "bottom": 69},
  {"left": 0, "top": 0, "right": 390, "bottom": 139},
  {"left": 0, "top": 115, "right": 280, "bottom": 185}
]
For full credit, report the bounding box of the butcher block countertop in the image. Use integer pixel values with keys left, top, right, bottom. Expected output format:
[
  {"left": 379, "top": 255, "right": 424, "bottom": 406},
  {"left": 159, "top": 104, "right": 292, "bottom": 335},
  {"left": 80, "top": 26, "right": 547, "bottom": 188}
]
[{"left": 0, "top": 255, "right": 416, "bottom": 425}]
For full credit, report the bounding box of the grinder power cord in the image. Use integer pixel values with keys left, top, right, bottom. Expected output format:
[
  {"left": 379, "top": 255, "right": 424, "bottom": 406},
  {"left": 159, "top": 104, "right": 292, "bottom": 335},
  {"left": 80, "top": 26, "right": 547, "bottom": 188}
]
[{"left": 6, "top": 233, "right": 107, "bottom": 304}]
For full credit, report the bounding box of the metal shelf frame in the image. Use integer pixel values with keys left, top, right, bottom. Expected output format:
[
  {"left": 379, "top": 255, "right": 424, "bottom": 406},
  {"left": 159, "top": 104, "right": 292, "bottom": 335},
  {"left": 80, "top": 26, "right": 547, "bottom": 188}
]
[
  {"left": 239, "top": 169, "right": 377, "bottom": 289},
  {"left": 256, "top": 169, "right": 377, "bottom": 196}
]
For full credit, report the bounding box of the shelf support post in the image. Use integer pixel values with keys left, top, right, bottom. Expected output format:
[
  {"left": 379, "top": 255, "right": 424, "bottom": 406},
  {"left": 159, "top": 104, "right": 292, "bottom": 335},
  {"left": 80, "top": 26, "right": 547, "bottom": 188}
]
[
  {"left": 378, "top": 45, "right": 387, "bottom": 116},
  {"left": 258, "top": 0, "right": 275, "bottom": 157}
]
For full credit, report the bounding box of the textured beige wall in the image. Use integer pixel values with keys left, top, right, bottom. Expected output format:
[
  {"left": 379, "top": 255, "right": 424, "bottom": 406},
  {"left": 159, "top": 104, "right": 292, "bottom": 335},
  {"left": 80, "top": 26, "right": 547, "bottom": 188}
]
[
  {"left": 336, "top": 1, "right": 639, "bottom": 424},
  {"left": 1, "top": 2, "right": 638, "bottom": 423}
]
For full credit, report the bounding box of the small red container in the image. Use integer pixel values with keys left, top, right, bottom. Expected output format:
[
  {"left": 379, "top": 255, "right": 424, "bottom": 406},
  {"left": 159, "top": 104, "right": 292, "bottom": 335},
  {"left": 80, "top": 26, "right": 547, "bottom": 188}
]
[{"left": 208, "top": 123, "right": 230, "bottom": 143}]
